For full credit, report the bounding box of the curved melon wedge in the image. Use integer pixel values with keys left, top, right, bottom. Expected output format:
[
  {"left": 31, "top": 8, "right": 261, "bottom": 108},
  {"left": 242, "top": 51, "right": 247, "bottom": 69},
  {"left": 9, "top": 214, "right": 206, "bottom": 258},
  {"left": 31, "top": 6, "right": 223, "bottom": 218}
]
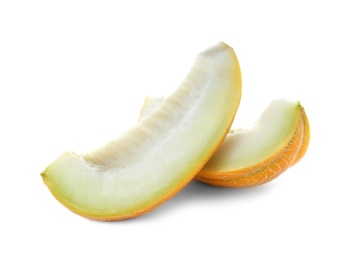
[
  {"left": 40, "top": 42, "right": 242, "bottom": 220},
  {"left": 139, "top": 97, "right": 309, "bottom": 187}
]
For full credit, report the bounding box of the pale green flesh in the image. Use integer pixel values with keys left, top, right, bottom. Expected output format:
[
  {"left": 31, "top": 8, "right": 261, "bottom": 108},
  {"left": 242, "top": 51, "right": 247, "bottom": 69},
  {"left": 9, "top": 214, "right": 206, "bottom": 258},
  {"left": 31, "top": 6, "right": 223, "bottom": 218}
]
[
  {"left": 41, "top": 42, "right": 242, "bottom": 219},
  {"left": 139, "top": 97, "right": 300, "bottom": 173}
]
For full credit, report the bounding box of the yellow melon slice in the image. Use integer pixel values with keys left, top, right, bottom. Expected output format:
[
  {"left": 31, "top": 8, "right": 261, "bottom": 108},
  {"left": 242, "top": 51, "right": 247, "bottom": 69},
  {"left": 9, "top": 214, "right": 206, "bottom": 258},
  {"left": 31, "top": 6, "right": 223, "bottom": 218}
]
[{"left": 41, "top": 42, "right": 242, "bottom": 220}]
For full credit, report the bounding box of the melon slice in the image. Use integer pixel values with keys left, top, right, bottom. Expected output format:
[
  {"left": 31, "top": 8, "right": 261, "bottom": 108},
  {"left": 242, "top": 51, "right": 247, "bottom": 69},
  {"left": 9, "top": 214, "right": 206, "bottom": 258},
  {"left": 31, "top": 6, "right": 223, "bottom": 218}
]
[
  {"left": 139, "top": 97, "right": 309, "bottom": 187},
  {"left": 40, "top": 42, "right": 242, "bottom": 220}
]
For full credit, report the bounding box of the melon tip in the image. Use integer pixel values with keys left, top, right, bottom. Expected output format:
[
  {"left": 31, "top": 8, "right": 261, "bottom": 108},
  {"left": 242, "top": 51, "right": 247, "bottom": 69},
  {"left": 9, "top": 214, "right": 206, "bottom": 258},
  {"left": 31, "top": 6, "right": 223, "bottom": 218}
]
[{"left": 40, "top": 169, "right": 47, "bottom": 182}]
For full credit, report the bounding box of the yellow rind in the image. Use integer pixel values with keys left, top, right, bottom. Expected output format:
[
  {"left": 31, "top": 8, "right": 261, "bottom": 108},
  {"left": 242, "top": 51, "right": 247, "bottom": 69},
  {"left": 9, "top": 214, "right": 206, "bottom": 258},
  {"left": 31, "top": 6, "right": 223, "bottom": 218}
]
[{"left": 291, "top": 105, "right": 310, "bottom": 166}]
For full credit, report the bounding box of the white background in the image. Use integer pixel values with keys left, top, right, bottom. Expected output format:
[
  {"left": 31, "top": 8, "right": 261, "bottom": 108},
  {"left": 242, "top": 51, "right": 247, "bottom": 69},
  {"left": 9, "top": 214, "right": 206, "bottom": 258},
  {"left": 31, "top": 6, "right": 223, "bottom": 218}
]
[{"left": 1, "top": 0, "right": 359, "bottom": 259}]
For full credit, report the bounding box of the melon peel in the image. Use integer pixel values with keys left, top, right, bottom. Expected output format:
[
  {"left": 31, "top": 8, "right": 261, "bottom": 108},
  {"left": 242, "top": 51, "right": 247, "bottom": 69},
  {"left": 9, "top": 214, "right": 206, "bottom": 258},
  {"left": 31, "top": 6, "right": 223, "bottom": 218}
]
[
  {"left": 291, "top": 106, "right": 310, "bottom": 166},
  {"left": 41, "top": 42, "right": 242, "bottom": 220}
]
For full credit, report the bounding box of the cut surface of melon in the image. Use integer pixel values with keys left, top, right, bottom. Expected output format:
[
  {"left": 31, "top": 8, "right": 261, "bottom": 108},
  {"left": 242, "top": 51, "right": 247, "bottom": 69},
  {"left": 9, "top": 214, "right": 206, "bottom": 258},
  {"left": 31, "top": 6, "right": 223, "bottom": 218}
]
[
  {"left": 41, "top": 42, "right": 242, "bottom": 220},
  {"left": 139, "top": 97, "right": 308, "bottom": 187}
]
